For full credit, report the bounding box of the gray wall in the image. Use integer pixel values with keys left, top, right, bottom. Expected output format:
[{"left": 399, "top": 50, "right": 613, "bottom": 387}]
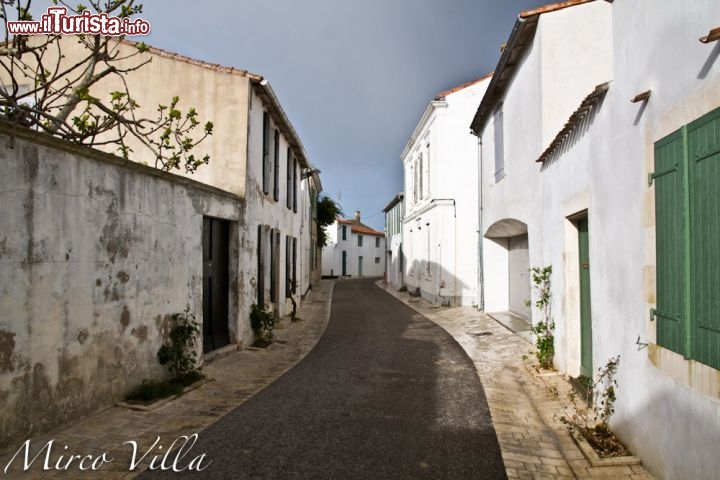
[{"left": 0, "top": 123, "right": 242, "bottom": 446}]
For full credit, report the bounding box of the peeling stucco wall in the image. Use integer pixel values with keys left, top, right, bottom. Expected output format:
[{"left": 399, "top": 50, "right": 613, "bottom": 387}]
[{"left": 0, "top": 123, "right": 242, "bottom": 447}]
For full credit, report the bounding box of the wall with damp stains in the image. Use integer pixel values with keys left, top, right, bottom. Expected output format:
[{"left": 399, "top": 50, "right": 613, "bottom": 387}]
[{"left": 0, "top": 122, "right": 242, "bottom": 447}]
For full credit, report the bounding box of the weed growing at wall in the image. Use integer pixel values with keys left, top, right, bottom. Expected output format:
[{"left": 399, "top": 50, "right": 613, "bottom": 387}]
[
  {"left": 561, "top": 356, "right": 630, "bottom": 458},
  {"left": 250, "top": 304, "right": 275, "bottom": 347},
  {"left": 157, "top": 308, "right": 202, "bottom": 382},
  {"left": 125, "top": 308, "right": 202, "bottom": 404},
  {"left": 528, "top": 266, "right": 555, "bottom": 369}
]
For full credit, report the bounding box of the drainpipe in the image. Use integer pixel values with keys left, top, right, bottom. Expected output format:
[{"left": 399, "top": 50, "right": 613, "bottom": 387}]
[{"left": 476, "top": 134, "right": 485, "bottom": 311}]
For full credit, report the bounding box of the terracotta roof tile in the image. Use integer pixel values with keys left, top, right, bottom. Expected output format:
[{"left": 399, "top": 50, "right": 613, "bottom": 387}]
[
  {"left": 435, "top": 72, "right": 493, "bottom": 100},
  {"left": 351, "top": 226, "right": 385, "bottom": 237},
  {"left": 119, "top": 39, "right": 263, "bottom": 80},
  {"left": 520, "top": 0, "right": 595, "bottom": 19},
  {"left": 536, "top": 82, "right": 609, "bottom": 163},
  {"left": 337, "top": 218, "right": 384, "bottom": 236}
]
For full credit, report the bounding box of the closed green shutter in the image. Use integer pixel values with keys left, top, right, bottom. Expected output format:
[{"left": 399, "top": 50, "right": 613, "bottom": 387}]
[
  {"left": 654, "top": 129, "right": 686, "bottom": 356},
  {"left": 688, "top": 109, "right": 720, "bottom": 369}
]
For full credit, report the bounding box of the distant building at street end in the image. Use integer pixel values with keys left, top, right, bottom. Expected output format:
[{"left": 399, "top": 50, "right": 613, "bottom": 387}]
[
  {"left": 383, "top": 193, "right": 405, "bottom": 288},
  {"left": 322, "top": 211, "right": 386, "bottom": 278}
]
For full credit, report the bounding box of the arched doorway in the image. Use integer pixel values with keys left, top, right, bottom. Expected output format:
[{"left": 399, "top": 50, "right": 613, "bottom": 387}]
[{"left": 484, "top": 219, "right": 532, "bottom": 339}]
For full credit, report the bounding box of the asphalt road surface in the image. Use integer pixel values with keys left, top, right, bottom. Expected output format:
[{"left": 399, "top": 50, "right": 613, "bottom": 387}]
[{"left": 140, "top": 277, "right": 506, "bottom": 479}]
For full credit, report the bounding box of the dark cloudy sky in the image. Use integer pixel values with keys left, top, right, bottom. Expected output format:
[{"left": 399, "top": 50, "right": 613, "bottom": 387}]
[{"left": 34, "top": 0, "right": 543, "bottom": 229}]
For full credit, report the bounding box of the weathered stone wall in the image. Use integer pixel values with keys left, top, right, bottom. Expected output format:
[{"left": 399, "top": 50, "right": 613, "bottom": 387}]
[{"left": 0, "top": 123, "right": 242, "bottom": 446}]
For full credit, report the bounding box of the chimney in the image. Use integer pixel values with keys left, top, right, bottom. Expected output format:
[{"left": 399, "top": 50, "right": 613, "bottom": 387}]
[{"left": 354, "top": 211, "right": 361, "bottom": 223}]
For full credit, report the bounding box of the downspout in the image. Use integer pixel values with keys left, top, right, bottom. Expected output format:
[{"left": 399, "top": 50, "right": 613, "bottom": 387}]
[{"left": 476, "top": 134, "right": 485, "bottom": 311}]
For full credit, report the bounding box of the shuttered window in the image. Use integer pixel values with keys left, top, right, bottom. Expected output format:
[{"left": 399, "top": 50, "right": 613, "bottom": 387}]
[
  {"left": 653, "top": 106, "right": 720, "bottom": 369},
  {"left": 262, "top": 113, "right": 270, "bottom": 195},
  {"left": 286, "top": 148, "right": 292, "bottom": 210},
  {"left": 273, "top": 130, "right": 280, "bottom": 202}
]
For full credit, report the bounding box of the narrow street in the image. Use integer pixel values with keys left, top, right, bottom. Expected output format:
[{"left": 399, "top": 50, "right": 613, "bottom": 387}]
[{"left": 141, "top": 277, "right": 506, "bottom": 479}]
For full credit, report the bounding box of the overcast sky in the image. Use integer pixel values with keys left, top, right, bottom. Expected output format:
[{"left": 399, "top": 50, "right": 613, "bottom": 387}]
[{"left": 35, "top": 0, "right": 542, "bottom": 229}]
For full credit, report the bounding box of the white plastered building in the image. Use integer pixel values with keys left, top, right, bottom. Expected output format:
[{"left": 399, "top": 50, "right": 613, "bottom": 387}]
[
  {"left": 400, "top": 74, "right": 492, "bottom": 306},
  {"left": 322, "top": 212, "right": 386, "bottom": 278},
  {"left": 472, "top": 1, "right": 720, "bottom": 478}
]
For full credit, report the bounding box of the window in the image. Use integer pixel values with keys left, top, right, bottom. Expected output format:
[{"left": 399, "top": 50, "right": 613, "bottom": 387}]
[
  {"left": 273, "top": 130, "right": 280, "bottom": 201},
  {"left": 418, "top": 153, "right": 424, "bottom": 201},
  {"left": 270, "top": 229, "right": 277, "bottom": 302},
  {"left": 284, "top": 236, "right": 297, "bottom": 297},
  {"left": 413, "top": 160, "right": 419, "bottom": 204},
  {"left": 374, "top": 257, "right": 380, "bottom": 264},
  {"left": 285, "top": 235, "right": 292, "bottom": 298},
  {"left": 375, "top": 237, "right": 380, "bottom": 248},
  {"left": 292, "top": 237, "right": 297, "bottom": 294},
  {"left": 262, "top": 113, "right": 270, "bottom": 195},
  {"left": 424, "top": 143, "right": 431, "bottom": 198},
  {"left": 257, "top": 225, "right": 265, "bottom": 307},
  {"left": 342, "top": 225, "right": 347, "bottom": 241},
  {"left": 293, "top": 157, "right": 298, "bottom": 213},
  {"left": 494, "top": 103, "right": 505, "bottom": 181},
  {"left": 358, "top": 235, "right": 363, "bottom": 247},
  {"left": 426, "top": 228, "right": 431, "bottom": 276},
  {"left": 286, "top": 148, "right": 292, "bottom": 210},
  {"left": 652, "top": 106, "right": 720, "bottom": 370}
]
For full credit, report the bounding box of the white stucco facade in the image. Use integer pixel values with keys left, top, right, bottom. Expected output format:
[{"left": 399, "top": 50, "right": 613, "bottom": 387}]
[
  {"left": 401, "top": 75, "right": 491, "bottom": 306},
  {"left": 241, "top": 85, "right": 319, "bottom": 329},
  {"left": 383, "top": 193, "right": 405, "bottom": 288},
  {"left": 473, "top": 1, "right": 720, "bottom": 478},
  {"left": 322, "top": 214, "right": 386, "bottom": 278}
]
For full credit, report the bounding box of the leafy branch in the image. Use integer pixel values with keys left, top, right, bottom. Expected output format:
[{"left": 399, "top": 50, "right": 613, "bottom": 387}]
[{"left": 0, "top": 1, "right": 213, "bottom": 173}]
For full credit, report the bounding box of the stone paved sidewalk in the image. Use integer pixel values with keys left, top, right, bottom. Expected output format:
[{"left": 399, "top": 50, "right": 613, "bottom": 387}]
[
  {"left": 377, "top": 280, "right": 655, "bottom": 480},
  {"left": 0, "top": 281, "right": 335, "bottom": 480}
]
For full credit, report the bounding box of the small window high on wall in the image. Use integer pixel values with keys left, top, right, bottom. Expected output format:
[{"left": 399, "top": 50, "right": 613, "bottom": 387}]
[{"left": 494, "top": 103, "right": 505, "bottom": 182}]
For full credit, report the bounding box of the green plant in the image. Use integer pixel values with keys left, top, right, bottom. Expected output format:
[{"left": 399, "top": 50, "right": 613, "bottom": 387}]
[
  {"left": 316, "top": 195, "right": 344, "bottom": 248},
  {"left": 561, "top": 356, "right": 628, "bottom": 457},
  {"left": 157, "top": 308, "right": 201, "bottom": 381},
  {"left": 593, "top": 356, "right": 620, "bottom": 429},
  {"left": 250, "top": 304, "right": 275, "bottom": 346},
  {"left": 529, "top": 265, "right": 555, "bottom": 369}
]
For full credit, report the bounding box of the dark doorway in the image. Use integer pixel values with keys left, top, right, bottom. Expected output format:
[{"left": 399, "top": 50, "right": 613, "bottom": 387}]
[
  {"left": 342, "top": 250, "right": 347, "bottom": 276},
  {"left": 203, "top": 217, "right": 231, "bottom": 353}
]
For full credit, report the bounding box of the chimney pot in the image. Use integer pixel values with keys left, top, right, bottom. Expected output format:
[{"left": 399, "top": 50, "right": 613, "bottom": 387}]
[{"left": 354, "top": 211, "right": 361, "bottom": 222}]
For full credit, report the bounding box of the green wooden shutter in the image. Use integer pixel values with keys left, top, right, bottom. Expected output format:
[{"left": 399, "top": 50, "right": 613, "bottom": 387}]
[
  {"left": 654, "top": 129, "right": 686, "bottom": 356},
  {"left": 687, "top": 108, "right": 720, "bottom": 369}
]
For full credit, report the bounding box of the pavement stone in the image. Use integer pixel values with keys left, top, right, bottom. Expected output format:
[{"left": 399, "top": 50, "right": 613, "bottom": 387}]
[{"left": 377, "top": 280, "right": 655, "bottom": 480}]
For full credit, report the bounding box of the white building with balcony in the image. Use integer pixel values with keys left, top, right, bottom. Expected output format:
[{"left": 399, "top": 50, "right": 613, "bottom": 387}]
[{"left": 400, "top": 74, "right": 491, "bottom": 305}]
